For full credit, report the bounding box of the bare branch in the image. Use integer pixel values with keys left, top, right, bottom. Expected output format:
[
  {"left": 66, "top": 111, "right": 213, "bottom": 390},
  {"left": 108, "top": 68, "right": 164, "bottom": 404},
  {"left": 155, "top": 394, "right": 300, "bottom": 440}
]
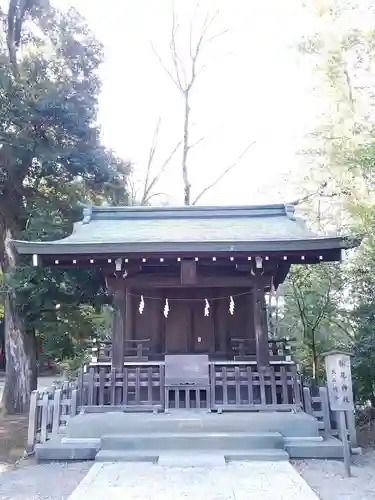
[
  {"left": 192, "top": 140, "right": 256, "bottom": 205},
  {"left": 141, "top": 138, "right": 182, "bottom": 205},
  {"left": 150, "top": 42, "right": 181, "bottom": 92},
  {"left": 203, "top": 29, "right": 229, "bottom": 46},
  {"left": 143, "top": 191, "right": 168, "bottom": 205},
  {"left": 169, "top": 7, "right": 186, "bottom": 90},
  {"left": 343, "top": 66, "right": 354, "bottom": 111},
  {"left": 140, "top": 118, "right": 161, "bottom": 205},
  {"left": 188, "top": 135, "right": 205, "bottom": 150}
]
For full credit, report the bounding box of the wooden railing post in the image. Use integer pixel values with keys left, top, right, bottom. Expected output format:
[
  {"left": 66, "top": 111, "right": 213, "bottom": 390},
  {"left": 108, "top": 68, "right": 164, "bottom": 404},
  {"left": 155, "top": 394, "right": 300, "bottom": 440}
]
[
  {"left": 319, "top": 386, "right": 332, "bottom": 438},
  {"left": 26, "top": 390, "right": 38, "bottom": 453},
  {"left": 345, "top": 408, "right": 357, "bottom": 447},
  {"left": 51, "top": 389, "right": 62, "bottom": 436},
  {"left": 303, "top": 386, "right": 313, "bottom": 415},
  {"left": 40, "top": 392, "right": 49, "bottom": 444},
  {"left": 71, "top": 388, "right": 78, "bottom": 417}
]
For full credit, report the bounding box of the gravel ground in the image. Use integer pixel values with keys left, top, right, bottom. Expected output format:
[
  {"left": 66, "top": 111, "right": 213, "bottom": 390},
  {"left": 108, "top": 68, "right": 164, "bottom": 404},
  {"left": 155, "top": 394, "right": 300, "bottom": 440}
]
[
  {"left": 294, "top": 451, "right": 375, "bottom": 500},
  {"left": 1, "top": 452, "right": 375, "bottom": 500},
  {"left": 0, "top": 461, "right": 92, "bottom": 500}
]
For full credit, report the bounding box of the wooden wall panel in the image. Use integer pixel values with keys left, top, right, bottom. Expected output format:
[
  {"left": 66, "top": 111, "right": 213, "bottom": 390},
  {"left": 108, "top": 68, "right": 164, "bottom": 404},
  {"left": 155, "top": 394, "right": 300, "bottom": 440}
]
[
  {"left": 190, "top": 288, "right": 215, "bottom": 353},
  {"left": 163, "top": 289, "right": 190, "bottom": 354},
  {"left": 133, "top": 289, "right": 162, "bottom": 352},
  {"left": 129, "top": 286, "right": 255, "bottom": 355}
]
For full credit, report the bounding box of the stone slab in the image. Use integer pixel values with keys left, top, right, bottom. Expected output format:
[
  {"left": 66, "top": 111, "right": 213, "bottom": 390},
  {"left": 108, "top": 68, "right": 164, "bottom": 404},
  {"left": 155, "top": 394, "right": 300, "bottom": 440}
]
[
  {"left": 94, "top": 449, "right": 289, "bottom": 463},
  {"left": 35, "top": 437, "right": 98, "bottom": 461},
  {"left": 65, "top": 410, "right": 320, "bottom": 439},
  {"left": 95, "top": 450, "right": 158, "bottom": 463},
  {"left": 100, "top": 431, "right": 283, "bottom": 451},
  {"left": 284, "top": 437, "right": 344, "bottom": 459},
  {"left": 66, "top": 461, "right": 320, "bottom": 500},
  {"left": 158, "top": 453, "right": 226, "bottom": 467}
]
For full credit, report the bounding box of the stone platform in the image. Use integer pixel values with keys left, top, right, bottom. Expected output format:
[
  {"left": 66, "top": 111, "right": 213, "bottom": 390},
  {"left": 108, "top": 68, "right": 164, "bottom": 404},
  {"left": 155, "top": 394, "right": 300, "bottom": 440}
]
[
  {"left": 35, "top": 410, "right": 344, "bottom": 461},
  {"left": 65, "top": 410, "right": 321, "bottom": 438}
]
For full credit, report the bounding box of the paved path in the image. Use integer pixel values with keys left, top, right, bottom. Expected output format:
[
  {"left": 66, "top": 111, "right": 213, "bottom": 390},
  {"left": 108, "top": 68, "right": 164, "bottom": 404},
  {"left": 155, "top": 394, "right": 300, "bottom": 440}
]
[{"left": 67, "top": 461, "right": 319, "bottom": 500}]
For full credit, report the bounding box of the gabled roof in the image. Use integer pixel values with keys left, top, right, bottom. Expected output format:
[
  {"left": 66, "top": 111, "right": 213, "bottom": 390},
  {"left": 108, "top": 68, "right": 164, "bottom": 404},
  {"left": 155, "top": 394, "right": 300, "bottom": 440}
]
[{"left": 12, "top": 203, "right": 358, "bottom": 256}]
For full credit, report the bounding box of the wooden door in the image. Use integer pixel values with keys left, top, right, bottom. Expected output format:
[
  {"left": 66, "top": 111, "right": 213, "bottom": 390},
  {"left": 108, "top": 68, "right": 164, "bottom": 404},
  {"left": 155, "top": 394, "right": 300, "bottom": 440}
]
[
  {"left": 164, "top": 299, "right": 191, "bottom": 353},
  {"left": 191, "top": 301, "right": 215, "bottom": 353}
]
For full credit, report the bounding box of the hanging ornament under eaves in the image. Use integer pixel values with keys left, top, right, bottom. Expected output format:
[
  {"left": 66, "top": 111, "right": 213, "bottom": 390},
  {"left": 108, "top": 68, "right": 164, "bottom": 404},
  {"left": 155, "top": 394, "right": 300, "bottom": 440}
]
[
  {"left": 163, "top": 298, "right": 170, "bottom": 318},
  {"left": 229, "top": 296, "right": 235, "bottom": 315},
  {"left": 139, "top": 295, "right": 145, "bottom": 315},
  {"left": 204, "top": 298, "right": 210, "bottom": 317}
]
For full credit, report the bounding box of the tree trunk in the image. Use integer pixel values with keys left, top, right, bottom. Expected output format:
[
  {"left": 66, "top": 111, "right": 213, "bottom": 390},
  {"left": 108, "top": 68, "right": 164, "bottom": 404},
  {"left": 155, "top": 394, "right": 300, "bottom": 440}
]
[
  {"left": 182, "top": 91, "right": 191, "bottom": 205},
  {"left": 0, "top": 226, "right": 37, "bottom": 413},
  {"left": 1, "top": 296, "right": 37, "bottom": 413},
  {"left": 311, "top": 334, "right": 318, "bottom": 383}
]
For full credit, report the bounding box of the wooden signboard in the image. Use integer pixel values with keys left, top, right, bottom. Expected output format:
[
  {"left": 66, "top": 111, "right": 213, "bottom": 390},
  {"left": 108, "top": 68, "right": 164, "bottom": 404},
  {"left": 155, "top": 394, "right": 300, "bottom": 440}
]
[
  {"left": 324, "top": 350, "right": 353, "bottom": 477},
  {"left": 165, "top": 354, "right": 209, "bottom": 386},
  {"left": 324, "top": 351, "right": 353, "bottom": 412}
]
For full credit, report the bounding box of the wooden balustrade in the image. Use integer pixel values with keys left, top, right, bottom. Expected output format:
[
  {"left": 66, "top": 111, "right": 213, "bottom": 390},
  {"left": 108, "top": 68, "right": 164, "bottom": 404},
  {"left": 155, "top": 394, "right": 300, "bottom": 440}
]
[
  {"left": 80, "top": 364, "right": 164, "bottom": 410},
  {"left": 230, "top": 338, "right": 294, "bottom": 361},
  {"left": 91, "top": 339, "right": 151, "bottom": 362},
  {"left": 210, "top": 362, "right": 301, "bottom": 411},
  {"left": 90, "top": 337, "right": 295, "bottom": 363},
  {"left": 26, "top": 381, "right": 356, "bottom": 452},
  {"left": 80, "top": 360, "right": 301, "bottom": 411}
]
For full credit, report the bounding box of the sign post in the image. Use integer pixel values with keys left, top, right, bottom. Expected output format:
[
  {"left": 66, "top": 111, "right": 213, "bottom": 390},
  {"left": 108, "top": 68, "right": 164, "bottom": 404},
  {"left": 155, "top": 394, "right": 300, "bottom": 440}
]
[{"left": 323, "top": 350, "right": 353, "bottom": 477}]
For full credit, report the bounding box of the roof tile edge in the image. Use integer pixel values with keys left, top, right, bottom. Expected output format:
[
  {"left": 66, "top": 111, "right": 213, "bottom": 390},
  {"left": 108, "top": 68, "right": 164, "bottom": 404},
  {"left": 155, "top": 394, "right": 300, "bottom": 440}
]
[{"left": 83, "top": 203, "right": 292, "bottom": 221}]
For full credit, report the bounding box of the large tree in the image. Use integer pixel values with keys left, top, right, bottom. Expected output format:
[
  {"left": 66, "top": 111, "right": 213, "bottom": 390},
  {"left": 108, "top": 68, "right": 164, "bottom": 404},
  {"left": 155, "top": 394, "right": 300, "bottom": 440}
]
[
  {"left": 0, "top": 1, "right": 129, "bottom": 413},
  {"left": 293, "top": 0, "right": 375, "bottom": 397}
]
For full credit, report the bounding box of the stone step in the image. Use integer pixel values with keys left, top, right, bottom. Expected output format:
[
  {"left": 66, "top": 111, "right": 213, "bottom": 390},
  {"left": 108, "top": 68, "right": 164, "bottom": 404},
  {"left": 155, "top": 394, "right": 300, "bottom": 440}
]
[
  {"left": 100, "top": 432, "right": 284, "bottom": 452},
  {"left": 95, "top": 448, "right": 290, "bottom": 463},
  {"left": 285, "top": 437, "right": 344, "bottom": 459},
  {"left": 35, "top": 438, "right": 98, "bottom": 461}
]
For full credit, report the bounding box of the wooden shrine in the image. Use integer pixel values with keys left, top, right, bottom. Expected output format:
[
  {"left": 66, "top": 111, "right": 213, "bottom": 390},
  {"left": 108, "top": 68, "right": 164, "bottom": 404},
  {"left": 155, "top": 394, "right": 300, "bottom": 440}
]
[{"left": 13, "top": 203, "right": 357, "bottom": 412}]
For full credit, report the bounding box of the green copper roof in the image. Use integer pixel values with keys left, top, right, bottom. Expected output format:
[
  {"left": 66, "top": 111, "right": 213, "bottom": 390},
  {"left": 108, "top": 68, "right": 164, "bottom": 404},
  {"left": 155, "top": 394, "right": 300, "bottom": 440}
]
[{"left": 13, "top": 204, "right": 358, "bottom": 255}]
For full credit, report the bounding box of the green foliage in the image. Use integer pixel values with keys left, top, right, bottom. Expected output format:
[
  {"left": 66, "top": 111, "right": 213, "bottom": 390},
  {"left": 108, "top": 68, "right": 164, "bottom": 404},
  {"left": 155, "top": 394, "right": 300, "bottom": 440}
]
[
  {"left": 278, "top": 263, "right": 352, "bottom": 382},
  {"left": 0, "top": 1, "right": 128, "bottom": 375},
  {"left": 0, "top": 2, "right": 130, "bottom": 236}
]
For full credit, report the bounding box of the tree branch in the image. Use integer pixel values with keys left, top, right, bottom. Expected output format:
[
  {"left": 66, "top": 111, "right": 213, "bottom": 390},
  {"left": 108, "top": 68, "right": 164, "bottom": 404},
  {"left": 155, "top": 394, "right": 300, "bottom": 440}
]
[
  {"left": 140, "top": 136, "right": 182, "bottom": 205},
  {"left": 192, "top": 140, "right": 256, "bottom": 205},
  {"left": 140, "top": 118, "right": 161, "bottom": 205},
  {"left": 150, "top": 41, "right": 181, "bottom": 92}
]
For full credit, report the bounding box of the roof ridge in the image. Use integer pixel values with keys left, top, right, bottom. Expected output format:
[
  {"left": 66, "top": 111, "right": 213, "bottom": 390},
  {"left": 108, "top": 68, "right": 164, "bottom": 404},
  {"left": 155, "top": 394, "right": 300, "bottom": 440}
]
[
  {"left": 78, "top": 203, "right": 295, "bottom": 223},
  {"left": 88, "top": 203, "right": 289, "bottom": 212}
]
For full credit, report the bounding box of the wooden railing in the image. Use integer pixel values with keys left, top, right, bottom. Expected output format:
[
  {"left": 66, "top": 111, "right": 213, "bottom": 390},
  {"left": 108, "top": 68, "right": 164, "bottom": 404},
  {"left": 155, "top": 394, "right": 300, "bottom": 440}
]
[
  {"left": 90, "top": 337, "right": 295, "bottom": 363},
  {"left": 303, "top": 385, "right": 357, "bottom": 447},
  {"left": 27, "top": 380, "right": 357, "bottom": 452},
  {"left": 27, "top": 382, "right": 77, "bottom": 452},
  {"left": 80, "top": 361, "right": 301, "bottom": 411},
  {"left": 210, "top": 362, "right": 301, "bottom": 411},
  {"left": 79, "top": 364, "right": 165, "bottom": 410},
  {"left": 90, "top": 339, "right": 152, "bottom": 362},
  {"left": 230, "top": 338, "right": 294, "bottom": 361}
]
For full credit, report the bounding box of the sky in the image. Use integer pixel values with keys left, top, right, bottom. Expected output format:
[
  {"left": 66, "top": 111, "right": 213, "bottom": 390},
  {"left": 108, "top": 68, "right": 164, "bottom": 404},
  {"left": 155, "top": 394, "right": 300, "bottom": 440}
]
[{"left": 53, "top": 1, "right": 323, "bottom": 204}]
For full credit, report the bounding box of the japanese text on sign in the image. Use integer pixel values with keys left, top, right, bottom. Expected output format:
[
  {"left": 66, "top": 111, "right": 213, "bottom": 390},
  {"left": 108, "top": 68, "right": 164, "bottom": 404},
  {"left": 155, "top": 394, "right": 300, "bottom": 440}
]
[{"left": 325, "top": 354, "right": 353, "bottom": 411}]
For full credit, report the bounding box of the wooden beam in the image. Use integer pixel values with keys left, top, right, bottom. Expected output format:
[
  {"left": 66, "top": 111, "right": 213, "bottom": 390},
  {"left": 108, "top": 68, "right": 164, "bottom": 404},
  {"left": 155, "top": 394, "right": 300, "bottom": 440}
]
[
  {"left": 120, "top": 274, "right": 272, "bottom": 288},
  {"left": 180, "top": 260, "right": 197, "bottom": 285}
]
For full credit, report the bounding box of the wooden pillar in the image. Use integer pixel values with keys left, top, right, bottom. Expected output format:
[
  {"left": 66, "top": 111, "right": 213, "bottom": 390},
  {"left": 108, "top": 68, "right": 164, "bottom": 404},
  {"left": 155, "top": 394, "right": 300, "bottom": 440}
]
[
  {"left": 111, "top": 283, "right": 126, "bottom": 371},
  {"left": 125, "top": 288, "right": 133, "bottom": 343},
  {"left": 252, "top": 278, "right": 269, "bottom": 368}
]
